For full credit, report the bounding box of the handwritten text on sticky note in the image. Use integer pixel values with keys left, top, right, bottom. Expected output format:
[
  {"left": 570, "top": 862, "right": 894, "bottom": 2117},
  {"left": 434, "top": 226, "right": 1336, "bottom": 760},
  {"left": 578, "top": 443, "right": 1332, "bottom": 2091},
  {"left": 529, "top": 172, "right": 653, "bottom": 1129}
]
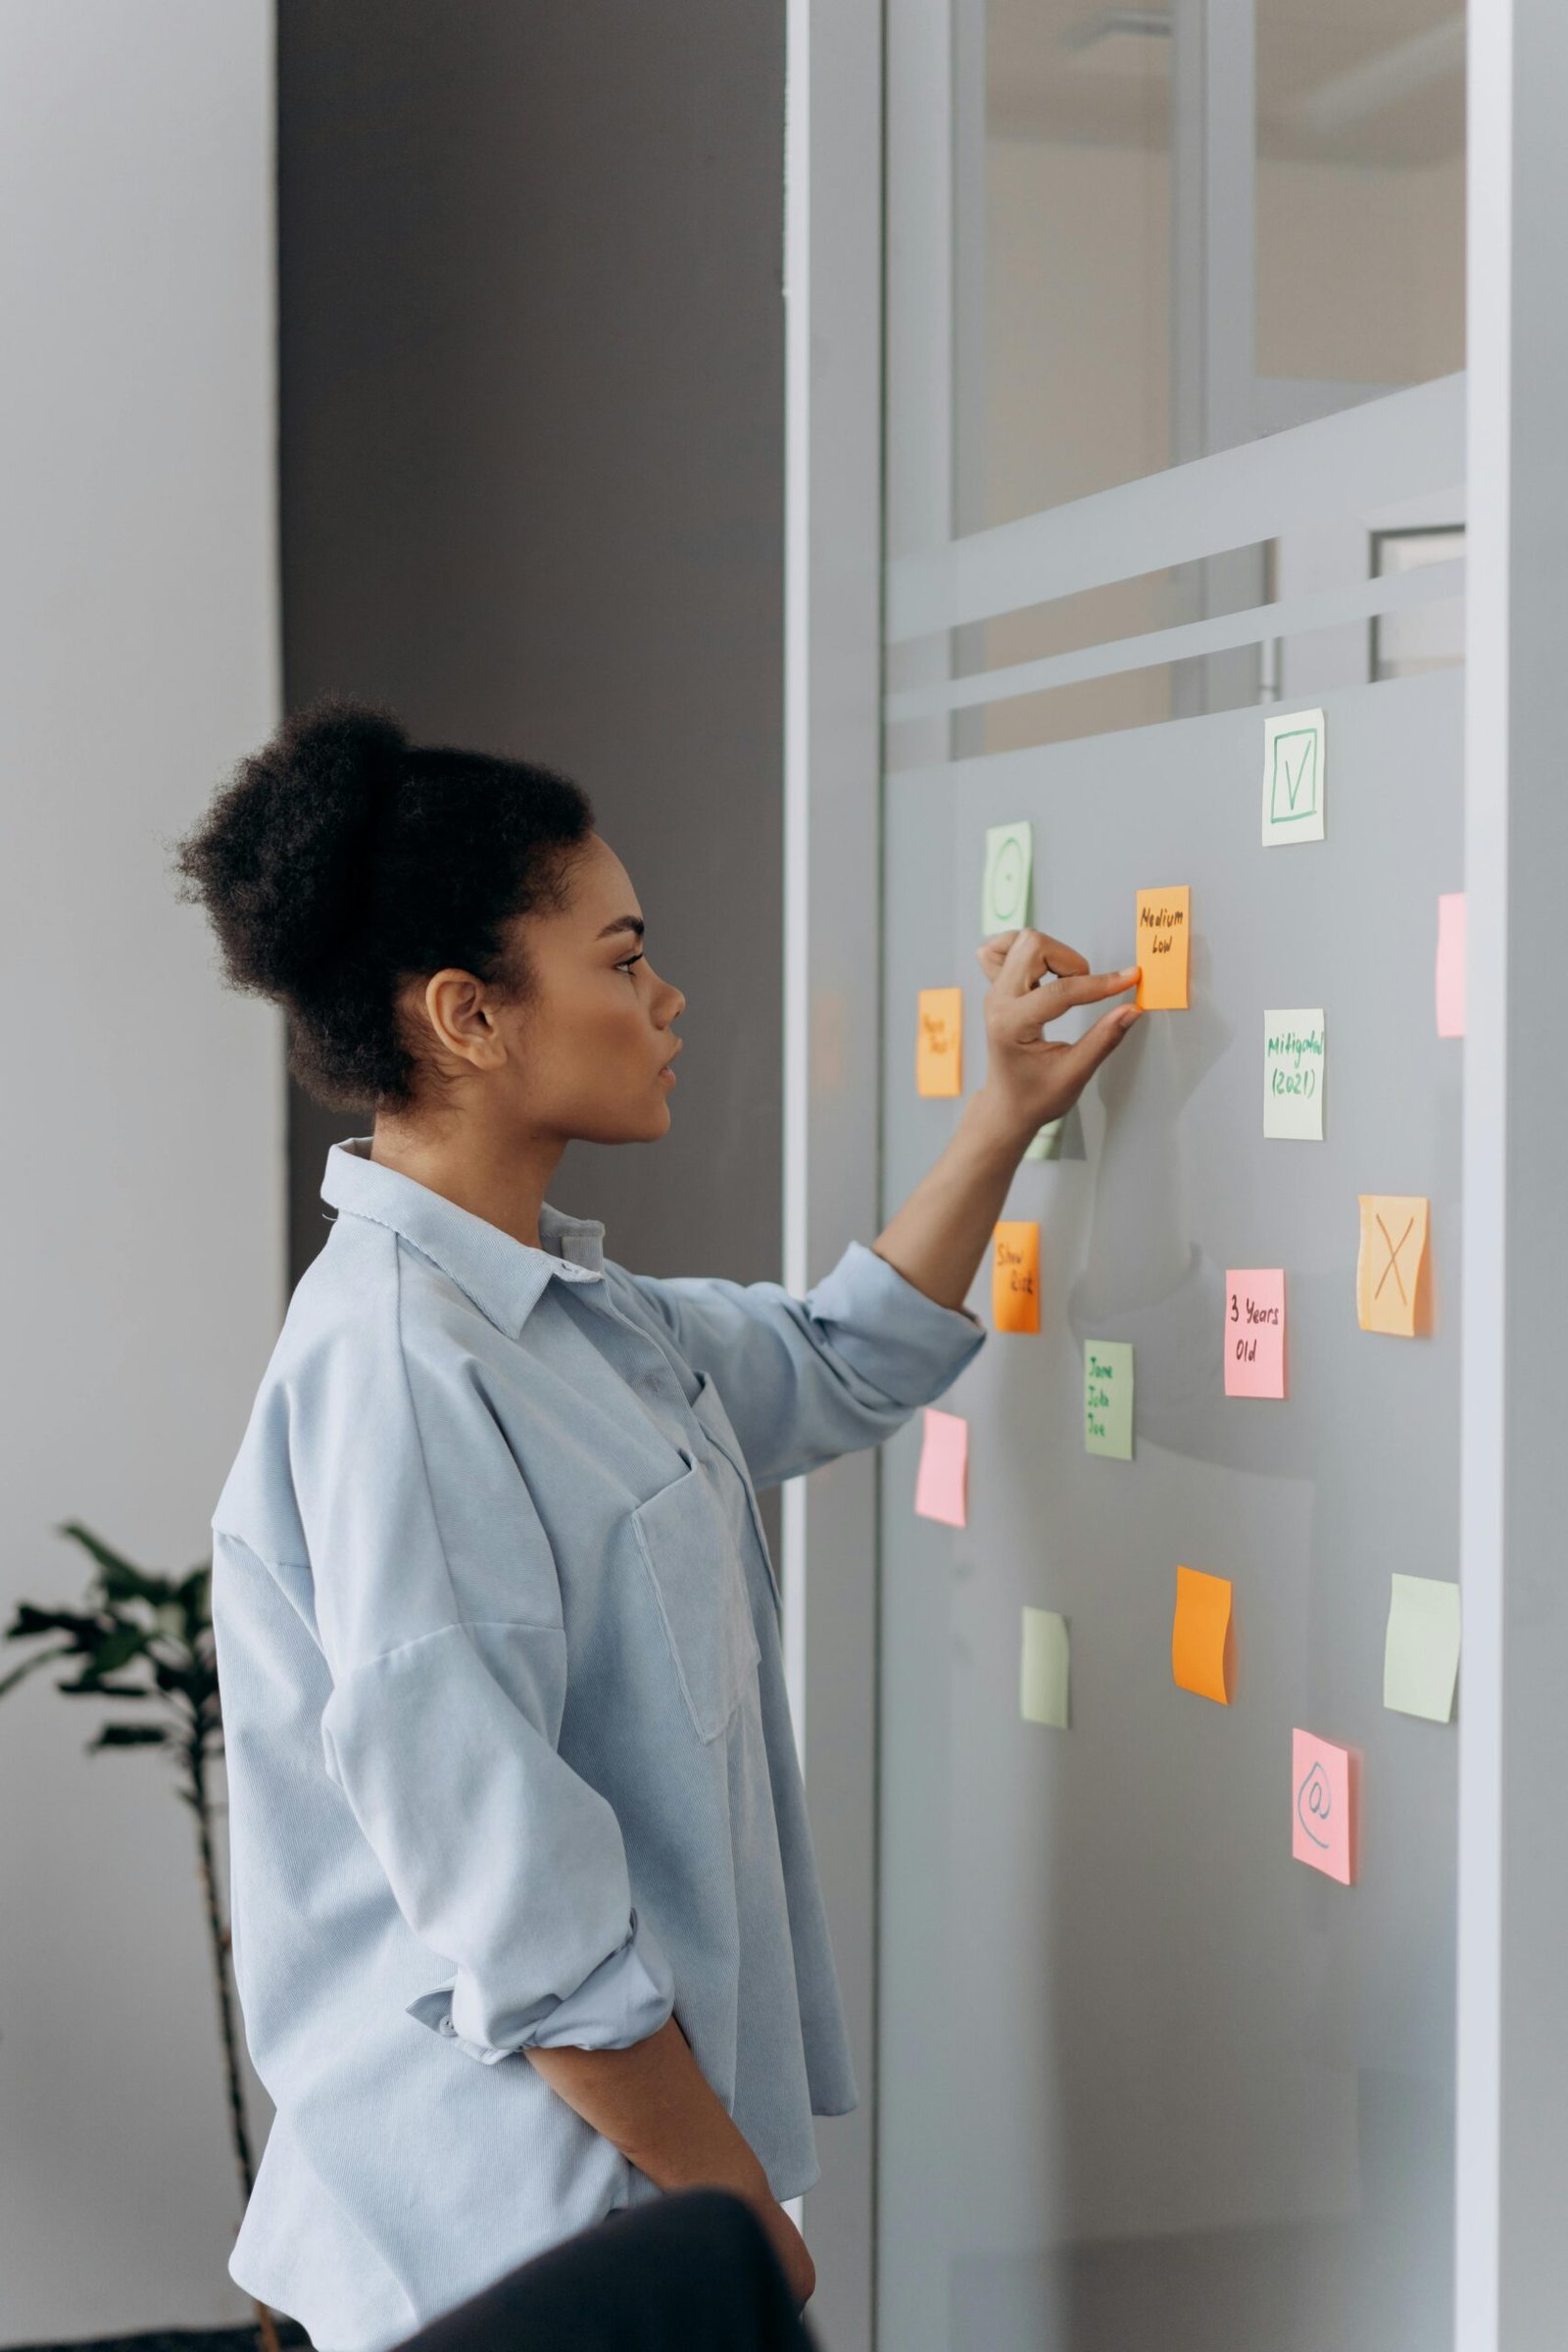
[
  {"left": 1172, "top": 1566, "right": 1232, "bottom": 1703},
  {"left": 916, "top": 988, "right": 963, "bottom": 1097},
  {"left": 1384, "top": 1575, "right": 1460, "bottom": 1723},
  {"left": 913, "top": 1407, "right": 968, "bottom": 1527},
  {"left": 1020, "top": 1606, "right": 1070, "bottom": 1729},
  {"left": 1135, "top": 886, "right": 1191, "bottom": 1009},
  {"left": 1084, "top": 1340, "right": 1134, "bottom": 1458},
  {"left": 1292, "top": 1728, "right": 1354, "bottom": 1883},
  {"left": 1263, "top": 1008, "right": 1325, "bottom": 1141},
  {"left": 1356, "top": 1196, "right": 1430, "bottom": 1337},
  {"left": 1225, "top": 1269, "right": 1287, "bottom": 1397},
  {"left": 1262, "top": 708, "right": 1326, "bottom": 845},
  {"left": 1436, "top": 893, "right": 1466, "bottom": 1038},
  {"left": 992, "top": 1222, "right": 1041, "bottom": 1333}
]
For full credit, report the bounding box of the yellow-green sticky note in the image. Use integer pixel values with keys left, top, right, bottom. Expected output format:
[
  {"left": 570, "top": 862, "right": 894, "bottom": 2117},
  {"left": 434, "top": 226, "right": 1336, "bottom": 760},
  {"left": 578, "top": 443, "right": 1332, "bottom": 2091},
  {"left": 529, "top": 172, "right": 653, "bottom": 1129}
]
[
  {"left": 981, "top": 820, "right": 1033, "bottom": 937},
  {"left": 1023, "top": 1117, "right": 1066, "bottom": 1161},
  {"left": 1020, "top": 1606, "right": 1070, "bottom": 1729},
  {"left": 1084, "top": 1341, "right": 1134, "bottom": 1459},
  {"left": 1384, "top": 1574, "right": 1460, "bottom": 1723}
]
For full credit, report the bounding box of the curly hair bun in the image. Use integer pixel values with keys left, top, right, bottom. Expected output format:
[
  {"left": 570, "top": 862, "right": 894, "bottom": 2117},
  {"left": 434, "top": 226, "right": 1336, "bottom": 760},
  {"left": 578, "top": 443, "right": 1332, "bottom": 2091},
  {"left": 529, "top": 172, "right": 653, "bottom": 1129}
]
[
  {"left": 176, "top": 695, "right": 411, "bottom": 1005},
  {"left": 172, "top": 694, "right": 596, "bottom": 1112}
]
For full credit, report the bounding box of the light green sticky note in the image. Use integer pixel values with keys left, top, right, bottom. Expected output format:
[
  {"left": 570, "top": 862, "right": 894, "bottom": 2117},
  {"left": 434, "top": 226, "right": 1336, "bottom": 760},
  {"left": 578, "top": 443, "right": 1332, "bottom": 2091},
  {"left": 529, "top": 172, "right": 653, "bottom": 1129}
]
[
  {"left": 1261, "top": 708, "right": 1326, "bottom": 845},
  {"left": 1384, "top": 1574, "right": 1461, "bottom": 1723},
  {"left": 1263, "top": 1008, "right": 1326, "bottom": 1141},
  {"left": 1020, "top": 1606, "right": 1070, "bottom": 1728},
  {"left": 1024, "top": 1117, "right": 1066, "bottom": 1161},
  {"left": 981, "top": 820, "right": 1033, "bottom": 936},
  {"left": 1084, "top": 1340, "right": 1134, "bottom": 1459}
]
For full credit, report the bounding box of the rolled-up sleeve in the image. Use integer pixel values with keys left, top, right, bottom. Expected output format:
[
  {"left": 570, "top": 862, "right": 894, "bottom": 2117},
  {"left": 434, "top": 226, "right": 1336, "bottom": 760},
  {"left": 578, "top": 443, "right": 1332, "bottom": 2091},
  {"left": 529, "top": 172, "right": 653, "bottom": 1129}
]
[
  {"left": 626, "top": 1239, "right": 986, "bottom": 1489},
  {"left": 288, "top": 1272, "right": 675, "bottom": 2066}
]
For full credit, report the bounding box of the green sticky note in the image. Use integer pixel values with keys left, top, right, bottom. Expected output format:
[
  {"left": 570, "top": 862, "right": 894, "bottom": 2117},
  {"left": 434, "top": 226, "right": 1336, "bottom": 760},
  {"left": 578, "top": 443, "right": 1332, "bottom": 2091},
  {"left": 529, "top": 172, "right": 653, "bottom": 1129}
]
[
  {"left": 1384, "top": 1574, "right": 1460, "bottom": 1722},
  {"left": 1263, "top": 1008, "right": 1326, "bottom": 1141},
  {"left": 1261, "top": 708, "right": 1326, "bottom": 845},
  {"left": 981, "top": 820, "right": 1033, "bottom": 936},
  {"left": 1020, "top": 1606, "right": 1070, "bottom": 1728},
  {"left": 1084, "top": 1340, "right": 1134, "bottom": 1459},
  {"left": 1024, "top": 1117, "right": 1066, "bottom": 1161}
]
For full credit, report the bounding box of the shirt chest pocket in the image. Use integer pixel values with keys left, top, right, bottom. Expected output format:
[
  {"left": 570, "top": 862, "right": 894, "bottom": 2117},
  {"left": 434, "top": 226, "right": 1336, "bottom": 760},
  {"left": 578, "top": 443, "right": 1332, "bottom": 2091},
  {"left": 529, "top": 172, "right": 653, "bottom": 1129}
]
[{"left": 631, "top": 1450, "right": 761, "bottom": 1742}]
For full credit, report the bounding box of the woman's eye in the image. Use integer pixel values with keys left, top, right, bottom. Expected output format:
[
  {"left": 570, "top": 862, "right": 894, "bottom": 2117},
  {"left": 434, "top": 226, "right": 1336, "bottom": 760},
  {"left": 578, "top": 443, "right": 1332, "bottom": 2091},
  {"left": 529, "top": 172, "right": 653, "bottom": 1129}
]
[{"left": 616, "top": 952, "right": 646, "bottom": 975}]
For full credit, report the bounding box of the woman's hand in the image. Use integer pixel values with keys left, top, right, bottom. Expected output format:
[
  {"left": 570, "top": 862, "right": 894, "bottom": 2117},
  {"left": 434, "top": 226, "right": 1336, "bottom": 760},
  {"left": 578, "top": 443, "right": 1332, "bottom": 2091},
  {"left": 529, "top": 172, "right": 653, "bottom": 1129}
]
[
  {"left": 754, "top": 2196, "right": 816, "bottom": 2308},
  {"left": 973, "top": 926, "right": 1140, "bottom": 1148}
]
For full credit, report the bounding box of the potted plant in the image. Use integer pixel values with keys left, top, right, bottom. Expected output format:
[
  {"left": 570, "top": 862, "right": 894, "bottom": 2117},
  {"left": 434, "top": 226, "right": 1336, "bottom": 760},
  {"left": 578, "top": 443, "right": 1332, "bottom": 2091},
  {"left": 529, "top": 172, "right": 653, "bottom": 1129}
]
[{"left": 1, "top": 1523, "right": 281, "bottom": 2352}]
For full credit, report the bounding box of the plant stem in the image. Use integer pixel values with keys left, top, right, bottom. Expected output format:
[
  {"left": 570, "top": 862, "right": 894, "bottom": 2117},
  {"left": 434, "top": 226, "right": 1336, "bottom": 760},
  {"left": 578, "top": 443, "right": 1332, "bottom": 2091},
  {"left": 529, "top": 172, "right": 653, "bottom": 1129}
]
[{"left": 189, "top": 1734, "right": 281, "bottom": 2352}]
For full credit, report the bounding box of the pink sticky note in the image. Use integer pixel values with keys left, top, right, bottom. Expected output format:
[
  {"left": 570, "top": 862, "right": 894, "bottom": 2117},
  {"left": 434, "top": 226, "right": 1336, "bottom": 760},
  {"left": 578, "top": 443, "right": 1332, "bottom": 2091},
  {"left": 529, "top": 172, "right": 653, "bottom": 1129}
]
[
  {"left": 1436, "top": 892, "right": 1466, "bottom": 1038},
  {"left": 1292, "top": 1728, "right": 1355, "bottom": 1884},
  {"left": 1224, "top": 1269, "right": 1287, "bottom": 1397},
  {"left": 913, "top": 1407, "right": 968, "bottom": 1527}
]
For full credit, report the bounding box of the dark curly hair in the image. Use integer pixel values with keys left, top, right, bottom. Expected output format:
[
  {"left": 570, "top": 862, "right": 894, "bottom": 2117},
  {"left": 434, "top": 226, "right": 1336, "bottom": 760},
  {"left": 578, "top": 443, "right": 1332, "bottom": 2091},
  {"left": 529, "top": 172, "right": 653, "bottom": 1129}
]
[{"left": 171, "top": 695, "right": 595, "bottom": 1111}]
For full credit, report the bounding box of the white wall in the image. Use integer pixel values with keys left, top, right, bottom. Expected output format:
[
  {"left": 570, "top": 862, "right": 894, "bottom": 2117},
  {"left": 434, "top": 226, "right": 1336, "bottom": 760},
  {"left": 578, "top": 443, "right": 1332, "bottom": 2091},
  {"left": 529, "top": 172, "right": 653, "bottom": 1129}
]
[{"left": 0, "top": 4, "right": 282, "bottom": 2340}]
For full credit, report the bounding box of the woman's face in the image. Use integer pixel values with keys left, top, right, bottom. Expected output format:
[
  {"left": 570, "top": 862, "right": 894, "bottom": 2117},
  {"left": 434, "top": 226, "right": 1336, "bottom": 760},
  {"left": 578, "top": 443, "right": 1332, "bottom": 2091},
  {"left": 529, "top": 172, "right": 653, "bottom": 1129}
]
[{"left": 497, "top": 830, "right": 686, "bottom": 1146}]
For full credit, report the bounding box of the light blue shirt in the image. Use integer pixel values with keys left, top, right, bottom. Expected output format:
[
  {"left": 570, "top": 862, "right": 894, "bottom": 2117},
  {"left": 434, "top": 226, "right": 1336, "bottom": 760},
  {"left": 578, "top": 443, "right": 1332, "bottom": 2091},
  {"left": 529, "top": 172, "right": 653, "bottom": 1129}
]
[{"left": 212, "top": 1137, "right": 983, "bottom": 2352}]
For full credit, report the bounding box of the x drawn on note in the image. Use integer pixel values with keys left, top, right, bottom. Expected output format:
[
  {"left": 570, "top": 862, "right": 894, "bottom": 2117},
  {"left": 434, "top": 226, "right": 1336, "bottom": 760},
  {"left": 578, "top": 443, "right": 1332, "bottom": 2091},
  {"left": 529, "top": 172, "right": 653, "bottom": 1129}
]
[
  {"left": 1356, "top": 1194, "right": 1430, "bottom": 1337},
  {"left": 1372, "top": 1211, "right": 1416, "bottom": 1304}
]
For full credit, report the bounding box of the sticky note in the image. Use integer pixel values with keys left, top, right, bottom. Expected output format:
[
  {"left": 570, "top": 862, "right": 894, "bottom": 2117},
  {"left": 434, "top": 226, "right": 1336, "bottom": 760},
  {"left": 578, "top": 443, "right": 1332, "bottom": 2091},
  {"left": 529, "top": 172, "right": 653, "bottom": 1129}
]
[
  {"left": 1172, "top": 1565, "right": 1232, "bottom": 1703},
  {"left": 1023, "top": 1117, "right": 1065, "bottom": 1161},
  {"left": 1292, "top": 1728, "right": 1354, "bottom": 1884},
  {"left": 1084, "top": 1340, "right": 1134, "bottom": 1458},
  {"left": 1262, "top": 708, "right": 1326, "bottom": 845},
  {"left": 1356, "top": 1195, "right": 1430, "bottom": 1337},
  {"left": 1225, "top": 1269, "right": 1287, "bottom": 1397},
  {"left": 916, "top": 988, "right": 963, "bottom": 1097},
  {"left": 913, "top": 1407, "right": 967, "bottom": 1527},
  {"left": 981, "top": 820, "right": 1033, "bottom": 937},
  {"left": 1384, "top": 1574, "right": 1461, "bottom": 1723},
  {"left": 1020, "top": 1606, "right": 1070, "bottom": 1729},
  {"left": 992, "top": 1222, "right": 1040, "bottom": 1333},
  {"left": 1263, "top": 1008, "right": 1325, "bottom": 1141},
  {"left": 1135, "top": 886, "right": 1190, "bottom": 1009},
  {"left": 1436, "top": 893, "right": 1466, "bottom": 1038}
]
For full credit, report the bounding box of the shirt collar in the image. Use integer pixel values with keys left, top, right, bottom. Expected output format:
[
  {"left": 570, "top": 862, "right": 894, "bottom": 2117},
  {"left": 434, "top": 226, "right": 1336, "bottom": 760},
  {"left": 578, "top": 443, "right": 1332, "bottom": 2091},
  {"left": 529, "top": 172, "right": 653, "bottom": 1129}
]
[{"left": 319, "top": 1136, "right": 606, "bottom": 1339}]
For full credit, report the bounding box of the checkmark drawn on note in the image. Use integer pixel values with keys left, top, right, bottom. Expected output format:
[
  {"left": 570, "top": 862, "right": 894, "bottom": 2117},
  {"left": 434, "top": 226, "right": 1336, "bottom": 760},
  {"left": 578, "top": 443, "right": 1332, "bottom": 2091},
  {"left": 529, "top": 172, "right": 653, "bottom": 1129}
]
[
  {"left": 1269, "top": 730, "right": 1317, "bottom": 823},
  {"left": 1261, "top": 709, "right": 1326, "bottom": 845}
]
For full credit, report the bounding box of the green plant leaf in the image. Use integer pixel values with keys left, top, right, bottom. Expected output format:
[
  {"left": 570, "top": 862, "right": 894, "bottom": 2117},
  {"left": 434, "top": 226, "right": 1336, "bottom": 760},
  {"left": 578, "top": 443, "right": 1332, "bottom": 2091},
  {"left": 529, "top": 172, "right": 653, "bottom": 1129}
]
[
  {"left": 55, "top": 1522, "right": 177, "bottom": 1606},
  {"left": 6, "top": 1603, "right": 106, "bottom": 1646},
  {"left": 91, "top": 1624, "right": 150, "bottom": 1676},
  {"left": 88, "top": 1723, "right": 170, "bottom": 1750},
  {"left": 0, "top": 1644, "right": 75, "bottom": 1700}
]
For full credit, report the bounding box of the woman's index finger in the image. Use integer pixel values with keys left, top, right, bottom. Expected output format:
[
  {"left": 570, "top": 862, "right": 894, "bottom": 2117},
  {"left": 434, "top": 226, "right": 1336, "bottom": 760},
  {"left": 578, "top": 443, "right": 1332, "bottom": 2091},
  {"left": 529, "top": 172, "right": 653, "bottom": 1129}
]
[{"left": 1001, "top": 928, "right": 1089, "bottom": 995}]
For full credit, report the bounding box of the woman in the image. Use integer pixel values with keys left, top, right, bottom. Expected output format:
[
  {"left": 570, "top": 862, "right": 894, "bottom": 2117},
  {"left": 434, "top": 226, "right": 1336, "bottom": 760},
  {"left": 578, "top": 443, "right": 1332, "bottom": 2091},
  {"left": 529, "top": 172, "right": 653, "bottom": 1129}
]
[{"left": 174, "top": 698, "right": 1139, "bottom": 2352}]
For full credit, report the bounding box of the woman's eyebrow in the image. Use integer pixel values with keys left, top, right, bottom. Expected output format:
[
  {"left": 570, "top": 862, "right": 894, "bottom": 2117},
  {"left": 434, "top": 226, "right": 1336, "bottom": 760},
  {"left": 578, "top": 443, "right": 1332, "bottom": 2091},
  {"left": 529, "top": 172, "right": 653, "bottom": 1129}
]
[{"left": 596, "top": 914, "right": 646, "bottom": 943}]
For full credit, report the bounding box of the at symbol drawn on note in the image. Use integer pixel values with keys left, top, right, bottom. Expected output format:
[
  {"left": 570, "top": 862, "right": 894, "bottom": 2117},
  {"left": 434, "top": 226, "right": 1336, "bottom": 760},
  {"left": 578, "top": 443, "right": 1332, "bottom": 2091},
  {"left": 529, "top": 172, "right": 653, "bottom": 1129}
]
[
  {"left": 1291, "top": 1728, "right": 1354, "bottom": 1884},
  {"left": 1297, "top": 1761, "right": 1332, "bottom": 1848}
]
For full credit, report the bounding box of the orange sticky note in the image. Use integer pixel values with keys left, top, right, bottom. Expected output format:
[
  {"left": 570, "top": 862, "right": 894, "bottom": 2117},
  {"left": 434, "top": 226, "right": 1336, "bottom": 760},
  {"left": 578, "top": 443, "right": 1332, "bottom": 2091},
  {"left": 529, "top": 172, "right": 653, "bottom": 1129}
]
[
  {"left": 916, "top": 987, "right": 963, "bottom": 1097},
  {"left": 1135, "top": 886, "right": 1190, "bottom": 1009},
  {"left": 1293, "top": 1728, "right": 1355, "bottom": 1885},
  {"left": 1356, "top": 1195, "right": 1430, "bottom": 1336},
  {"left": 1436, "top": 894, "right": 1466, "bottom": 1038},
  {"left": 1172, "top": 1565, "right": 1232, "bottom": 1703},
  {"left": 1224, "top": 1269, "right": 1287, "bottom": 1397},
  {"left": 913, "top": 1407, "right": 967, "bottom": 1526},
  {"left": 992, "top": 1221, "right": 1040, "bottom": 1333}
]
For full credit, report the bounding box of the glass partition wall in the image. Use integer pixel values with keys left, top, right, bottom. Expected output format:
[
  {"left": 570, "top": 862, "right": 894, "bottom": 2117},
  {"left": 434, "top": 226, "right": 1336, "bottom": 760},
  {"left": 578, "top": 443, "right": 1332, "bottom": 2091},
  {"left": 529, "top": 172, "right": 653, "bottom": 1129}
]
[{"left": 876, "top": 5, "right": 1467, "bottom": 2345}]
